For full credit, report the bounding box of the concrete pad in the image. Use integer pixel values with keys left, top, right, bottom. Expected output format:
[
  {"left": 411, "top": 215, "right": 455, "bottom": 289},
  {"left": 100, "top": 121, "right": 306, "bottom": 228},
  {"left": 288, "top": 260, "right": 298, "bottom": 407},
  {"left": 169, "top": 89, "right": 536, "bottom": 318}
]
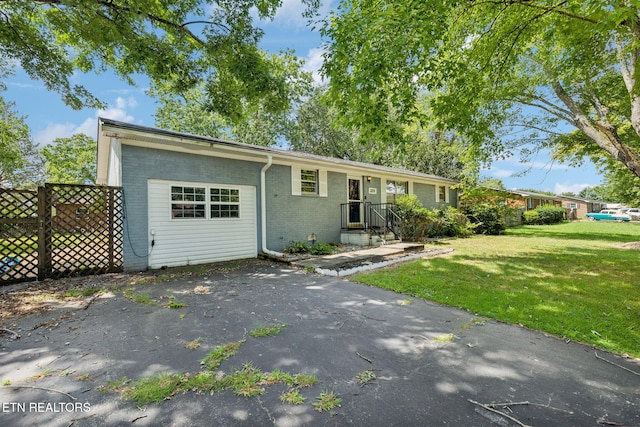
[{"left": 1, "top": 259, "right": 639, "bottom": 426}]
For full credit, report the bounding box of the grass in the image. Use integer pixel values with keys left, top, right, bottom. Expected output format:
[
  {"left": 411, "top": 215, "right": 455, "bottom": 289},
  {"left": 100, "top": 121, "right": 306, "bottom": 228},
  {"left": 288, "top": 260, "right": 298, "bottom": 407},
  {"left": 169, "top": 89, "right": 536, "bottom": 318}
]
[
  {"left": 166, "top": 299, "right": 187, "bottom": 309},
  {"left": 313, "top": 391, "right": 341, "bottom": 412},
  {"left": 249, "top": 323, "right": 287, "bottom": 337},
  {"left": 200, "top": 341, "right": 245, "bottom": 370},
  {"left": 353, "top": 222, "right": 640, "bottom": 357},
  {"left": 63, "top": 287, "right": 104, "bottom": 298},
  {"left": 355, "top": 370, "right": 376, "bottom": 387},
  {"left": 110, "top": 365, "right": 319, "bottom": 405}
]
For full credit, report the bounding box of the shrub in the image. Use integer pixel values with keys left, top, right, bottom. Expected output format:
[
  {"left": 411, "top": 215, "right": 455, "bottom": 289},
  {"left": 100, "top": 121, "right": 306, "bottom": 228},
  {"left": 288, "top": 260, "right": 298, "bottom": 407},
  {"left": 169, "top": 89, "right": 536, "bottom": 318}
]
[
  {"left": 522, "top": 205, "right": 565, "bottom": 225},
  {"left": 309, "top": 242, "right": 334, "bottom": 255},
  {"left": 463, "top": 204, "right": 506, "bottom": 235},
  {"left": 522, "top": 210, "right": 540, "bottom": 225},
  {"left": 394, "top": 195, "right": 473, "bottom": 240},
  {"left": 536, "top": 205, "right": 565, "bottom": 224},
  {"left": 284, "top": 241, "right": 311, "bottom": 254}
]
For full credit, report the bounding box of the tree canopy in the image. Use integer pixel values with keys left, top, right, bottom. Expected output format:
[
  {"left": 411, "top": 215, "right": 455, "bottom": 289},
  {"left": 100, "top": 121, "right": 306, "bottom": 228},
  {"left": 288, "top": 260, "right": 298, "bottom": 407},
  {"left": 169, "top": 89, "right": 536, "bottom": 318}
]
[
  {"left": 321, "top": 0, "right": 640, "bottom": 180},
  {"left": 0, "top": 89, "right": 42, "bottom": 188},
  {"left": 152, "top": 50, "right": 313, "bottom": 146},
  {"left": 41, "top": 134, "right": 96, "bottom": 184},
  {"left": 0, "top": 0, "right": 318, "bottom": 117}
]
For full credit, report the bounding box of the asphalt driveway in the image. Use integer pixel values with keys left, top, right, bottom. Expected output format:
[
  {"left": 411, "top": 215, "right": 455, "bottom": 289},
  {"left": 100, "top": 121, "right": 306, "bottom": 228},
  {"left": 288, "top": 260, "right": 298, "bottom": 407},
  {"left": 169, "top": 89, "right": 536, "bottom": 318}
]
[{"left": 1, "top": 259, "right": 639, "bottom": 426}]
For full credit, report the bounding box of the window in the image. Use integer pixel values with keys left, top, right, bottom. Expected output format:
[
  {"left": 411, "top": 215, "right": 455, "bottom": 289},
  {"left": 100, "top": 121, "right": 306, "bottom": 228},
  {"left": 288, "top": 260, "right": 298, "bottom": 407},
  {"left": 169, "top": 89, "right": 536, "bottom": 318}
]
[
  {"left": 438, "top": 186, "right": 447, "bottom": 203},
  {"left": 386, "top": 180, "right": 407, "bottom": 202},
  {"left": 210, "top": 188, "right": 240, "bottom": 218},
  {"left": 569, "top": 203, "right": 578, "bottom": 209},
  {"left": 171, "top": 186, "right": 206, "bottom": 219},
  {"left": 527, "top": 198, "right": 534, "bottom": 209},
  {"left": 301, "top": 169, "right": 318, "bottom": 194}
]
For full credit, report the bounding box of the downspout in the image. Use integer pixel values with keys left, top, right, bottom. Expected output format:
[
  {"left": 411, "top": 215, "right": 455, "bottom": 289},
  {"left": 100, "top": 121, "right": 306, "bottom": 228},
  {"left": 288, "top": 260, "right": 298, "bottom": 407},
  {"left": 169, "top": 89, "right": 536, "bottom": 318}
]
[{"left": 261, "top": 155, "right": 284, "bottom": 257}]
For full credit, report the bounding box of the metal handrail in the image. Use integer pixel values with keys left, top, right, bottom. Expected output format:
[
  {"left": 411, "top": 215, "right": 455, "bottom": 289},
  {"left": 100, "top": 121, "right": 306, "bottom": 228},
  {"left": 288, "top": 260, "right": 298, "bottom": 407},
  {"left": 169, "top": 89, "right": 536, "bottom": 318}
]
[{"left": 341, "top": 202, "right": 402, "bottom": 241}]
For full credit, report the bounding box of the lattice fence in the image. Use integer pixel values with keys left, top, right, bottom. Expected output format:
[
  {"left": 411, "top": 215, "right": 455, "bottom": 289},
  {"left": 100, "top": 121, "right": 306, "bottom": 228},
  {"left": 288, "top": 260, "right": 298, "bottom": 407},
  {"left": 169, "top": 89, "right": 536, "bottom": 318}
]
[
  {"left": 0, "top": 184, "right": 123, "bottom": 285},
  {"left": 0, "top": 188, "right": 39, "bottom": 283}
]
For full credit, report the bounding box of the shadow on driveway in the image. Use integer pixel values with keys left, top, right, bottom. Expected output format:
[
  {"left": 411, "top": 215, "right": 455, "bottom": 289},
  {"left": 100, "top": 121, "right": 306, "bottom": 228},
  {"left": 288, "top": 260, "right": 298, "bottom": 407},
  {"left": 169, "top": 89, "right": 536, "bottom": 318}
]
[{"left": 1, "top": 259, "right": 639, "bottom": 426}]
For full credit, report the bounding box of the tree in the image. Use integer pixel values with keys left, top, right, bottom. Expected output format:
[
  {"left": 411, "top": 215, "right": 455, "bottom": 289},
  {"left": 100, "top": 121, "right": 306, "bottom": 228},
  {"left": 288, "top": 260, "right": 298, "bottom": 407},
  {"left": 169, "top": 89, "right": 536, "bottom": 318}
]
[
  {"left": 579, "top": 185, "right": 612, "bottom": 202},
  {"left": 478, "top": 178, "right": 507, "bottom": 191},
  {"left": 152, "top": 50, "right": 313, "bottom": 146},
  {"left": 287, "top": 86, "right": 368, "bottom": 160},
  {"left": 0, "top": 92, "right": 42, "bottom": 188},
  {"left": 0, "top": 0, "right": 318, "bottom": 116},
  {"left": 288, "top": 86, "right": 477, "bottom": 180},
  {"left": 41, "top": 134, "right": 96, "bottom": 184},
  {"left": 321, "top": 0, "right": 640, "bottom": 181}
]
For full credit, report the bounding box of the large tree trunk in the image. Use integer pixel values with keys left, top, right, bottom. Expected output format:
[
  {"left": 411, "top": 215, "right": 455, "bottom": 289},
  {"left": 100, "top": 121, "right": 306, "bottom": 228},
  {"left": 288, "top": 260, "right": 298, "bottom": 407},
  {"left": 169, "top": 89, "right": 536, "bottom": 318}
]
[{"left": 551, "top": 81, "right": 640, "bottom": 179}]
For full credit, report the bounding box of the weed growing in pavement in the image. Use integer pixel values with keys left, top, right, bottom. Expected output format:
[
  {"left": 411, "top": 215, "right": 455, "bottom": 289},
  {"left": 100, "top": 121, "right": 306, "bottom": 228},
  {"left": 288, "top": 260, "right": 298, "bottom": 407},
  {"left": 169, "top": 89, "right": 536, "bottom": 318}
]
[
  {"left": 109, "top": 364, "right": 319, "bottom": 405},
  {"left": 64, "top": 287, "right": 104, "bottom": 298},
  {"left": 167, "top": 299, "right": 187, "bottom": 309},
  {"left": 292, "top": 373, "right": 318, "bottom": 387},
  {"left": 355, "top": 370, "right": 376, "bottom": 386},
  {"left": 124, "top": 373, "right": 183, "bottom": 404},
  {"left": 184, "top": 337, "right": 203, "bottom": 349},
  {"left": 280, "top": 389, "right": 306, "bottom": 405},
  {"left": 222, "top": 363, "right": 266, "bottom": 397},
  {"left": 433, "top": 333, "right": 458, "bottom": 343},
  {"left": 200, "top": 341, "right": 245, "bottom": 370},
  {"left": 313, "top": 391, "right": 342, "bottom": 412},
  {"left": 250, "top": 323, "right": 287, "bottom": 337}
]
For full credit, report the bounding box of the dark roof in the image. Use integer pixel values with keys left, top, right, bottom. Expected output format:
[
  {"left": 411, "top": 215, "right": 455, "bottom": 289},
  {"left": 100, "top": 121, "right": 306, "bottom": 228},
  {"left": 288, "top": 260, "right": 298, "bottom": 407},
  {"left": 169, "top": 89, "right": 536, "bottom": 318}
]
[{"left": 99, "top": 117, "right": 458, "bottom": 184}]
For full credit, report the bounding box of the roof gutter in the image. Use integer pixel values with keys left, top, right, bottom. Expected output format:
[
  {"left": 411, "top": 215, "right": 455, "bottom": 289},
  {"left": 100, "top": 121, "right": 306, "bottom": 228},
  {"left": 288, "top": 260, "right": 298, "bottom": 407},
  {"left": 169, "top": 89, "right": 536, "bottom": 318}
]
[{"left": 261, "top": 155, "right": 283, "bottom": 257}]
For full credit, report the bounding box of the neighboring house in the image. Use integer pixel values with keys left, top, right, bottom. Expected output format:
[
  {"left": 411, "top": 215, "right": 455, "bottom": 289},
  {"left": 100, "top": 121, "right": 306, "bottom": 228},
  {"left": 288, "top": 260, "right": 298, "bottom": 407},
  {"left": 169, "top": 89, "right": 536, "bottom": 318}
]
[
  {"left": 96, "top": 118, "right": 458, "bottom": 271},
  {"left": 557, "top": 196, "right": 605, "bottom": 219},
  {"left": 507, "top": 190, "right": 563, "bottom": 210}
]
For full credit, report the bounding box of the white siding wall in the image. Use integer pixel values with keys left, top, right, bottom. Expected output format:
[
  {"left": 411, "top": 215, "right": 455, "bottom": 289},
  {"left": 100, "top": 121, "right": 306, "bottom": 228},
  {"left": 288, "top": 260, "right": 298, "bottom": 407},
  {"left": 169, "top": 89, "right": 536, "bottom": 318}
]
[{"left": 147, "top": 179, "right": 257, "bottom": 269}]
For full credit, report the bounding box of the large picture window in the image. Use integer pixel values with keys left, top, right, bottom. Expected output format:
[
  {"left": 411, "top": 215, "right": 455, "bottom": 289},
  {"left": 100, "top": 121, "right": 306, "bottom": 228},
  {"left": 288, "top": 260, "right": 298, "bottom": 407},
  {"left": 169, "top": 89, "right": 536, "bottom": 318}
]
[{"left": 171, "top": 186, "right": 240, "bottom": 219}]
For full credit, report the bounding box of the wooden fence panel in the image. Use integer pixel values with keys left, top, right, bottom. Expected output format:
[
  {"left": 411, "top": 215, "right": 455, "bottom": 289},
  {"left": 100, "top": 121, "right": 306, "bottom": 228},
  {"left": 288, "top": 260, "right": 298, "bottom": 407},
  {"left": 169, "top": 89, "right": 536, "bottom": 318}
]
[
  {"left": 0, "top": 184, "right": 123, "bottom": 285},
  {"left": 0, "top": 188, "right": 39, "bottom": 284}
]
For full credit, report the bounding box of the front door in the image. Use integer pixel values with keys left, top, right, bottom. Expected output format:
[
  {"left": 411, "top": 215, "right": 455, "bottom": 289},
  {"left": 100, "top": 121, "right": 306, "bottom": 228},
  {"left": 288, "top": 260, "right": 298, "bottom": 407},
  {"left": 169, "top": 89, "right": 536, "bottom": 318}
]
[{"left": 348, "top": 177, "right": 362, "bottom": 224}]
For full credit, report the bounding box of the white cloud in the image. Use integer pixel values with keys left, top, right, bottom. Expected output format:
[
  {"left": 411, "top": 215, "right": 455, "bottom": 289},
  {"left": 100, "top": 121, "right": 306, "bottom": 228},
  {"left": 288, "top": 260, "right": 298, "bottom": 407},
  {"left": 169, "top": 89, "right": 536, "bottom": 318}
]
[
  {"left": 489, "top": 168, "right": 516, "bottom": 178},
  {"left": 304, "top": 47, "right": 326, "bottom": 85},
  {"left": 554, "top": 182, "right": 592, "bottom": 195},
  {"left": 259, "top": 0, "right": 334, "bottom": 29},
  {"left": 34, "top": 97, "right": 136, "bottom": 146}
]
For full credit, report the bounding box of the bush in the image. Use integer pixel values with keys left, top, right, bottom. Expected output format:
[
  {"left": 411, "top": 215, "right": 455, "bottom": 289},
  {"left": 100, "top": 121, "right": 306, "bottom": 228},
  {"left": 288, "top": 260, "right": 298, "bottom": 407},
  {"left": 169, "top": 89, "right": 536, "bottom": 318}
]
[
  {"left": 536, "top": 205, "right": 565, "bottom": 224},
  {"left": 522, "top": 205, "right": 565, "bottom": 225},
  {"left": 463, "top": 203, "right": 506, "bottom": 235},
  {"left": 309, "top": 242, "right": 335, "bottom": 255},
  {"left": 283, "top": 241, "right": 311, "bottom": 254},
  {"left": 394, "top": 195, "right": 473, "bottom": 240},
  {"left": 283, "top": 241, "right": 335, "bottom": 255},
  {"left": 522, "top": 210, "right": 540, "bottom": 225}
]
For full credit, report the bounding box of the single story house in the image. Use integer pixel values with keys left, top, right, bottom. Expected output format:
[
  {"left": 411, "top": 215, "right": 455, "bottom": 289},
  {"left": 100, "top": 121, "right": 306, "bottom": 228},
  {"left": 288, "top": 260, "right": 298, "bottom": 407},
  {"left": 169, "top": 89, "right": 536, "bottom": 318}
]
[
  {"left": 96, "top": 118, "right": 459, "bottom": 271},
  {"left": 507, "top": 190, "right": 563, "bottom": 210},
  {"left": 557, "top": 196, "right": 605, "bottom": 219}
]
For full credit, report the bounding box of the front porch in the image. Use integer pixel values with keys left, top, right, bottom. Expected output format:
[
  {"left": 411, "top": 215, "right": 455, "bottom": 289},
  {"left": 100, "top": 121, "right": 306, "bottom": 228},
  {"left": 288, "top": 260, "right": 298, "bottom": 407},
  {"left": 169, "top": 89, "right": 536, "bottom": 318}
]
[{"left": 340, "top": 202, "right": 402, "bottom": 246}]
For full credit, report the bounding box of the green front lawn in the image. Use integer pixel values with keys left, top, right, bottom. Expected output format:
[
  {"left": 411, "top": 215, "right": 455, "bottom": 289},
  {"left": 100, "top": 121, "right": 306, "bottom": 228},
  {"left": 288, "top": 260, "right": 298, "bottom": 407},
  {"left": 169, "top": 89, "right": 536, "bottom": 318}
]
[{"left": 353, "top": 222, "right": 640, "bottom": 357}]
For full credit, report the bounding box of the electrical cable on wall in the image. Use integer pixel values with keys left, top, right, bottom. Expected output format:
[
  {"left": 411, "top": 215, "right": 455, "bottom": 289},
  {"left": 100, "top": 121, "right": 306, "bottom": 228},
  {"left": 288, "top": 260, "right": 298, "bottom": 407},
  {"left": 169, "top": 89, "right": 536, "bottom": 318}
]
[{"left": 121, "top": 188, "right": 154, "bottom": 258}]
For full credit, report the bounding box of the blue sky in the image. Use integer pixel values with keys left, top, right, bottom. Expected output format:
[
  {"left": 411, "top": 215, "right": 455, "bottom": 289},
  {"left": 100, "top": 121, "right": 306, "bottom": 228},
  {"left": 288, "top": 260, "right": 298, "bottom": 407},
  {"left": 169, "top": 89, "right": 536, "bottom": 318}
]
[{"left": 3, "top": 0, "right": 602, "bottom": 194}]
